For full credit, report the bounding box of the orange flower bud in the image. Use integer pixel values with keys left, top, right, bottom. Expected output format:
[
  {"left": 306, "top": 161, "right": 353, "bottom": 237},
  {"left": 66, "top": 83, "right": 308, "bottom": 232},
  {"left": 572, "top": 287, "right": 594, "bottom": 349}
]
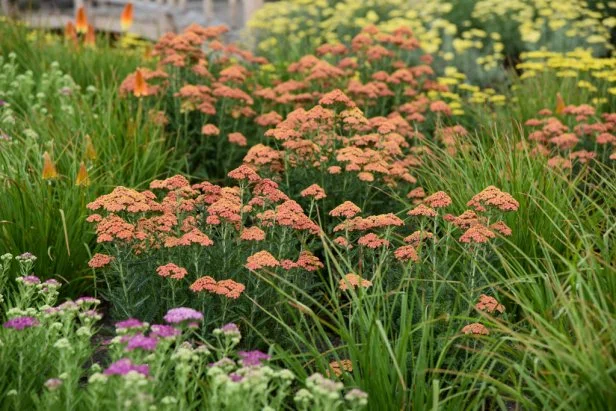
[
  {"left": 75, "top": 6, "right": 88, "bottom": 34},
  {"left": 85, "top": 135, "right": 97, "bottom": 160},
  {"left": 76, "top": 162, "right": 90, "bottom": 186},
  {"left": 121, "top": 3, "right": 134, "bottom": 31},
  {"left": 42, "top": 152, "right": 59, "bottom": 180},
  {"left": 84, "top": 24, "right": 96, "bottom": 47},
  {"left": 133, "top": 69, "right": 147, "bottom": 97},
  {"left": 555, "top": 93, "right": 565, "bottom": 115}
]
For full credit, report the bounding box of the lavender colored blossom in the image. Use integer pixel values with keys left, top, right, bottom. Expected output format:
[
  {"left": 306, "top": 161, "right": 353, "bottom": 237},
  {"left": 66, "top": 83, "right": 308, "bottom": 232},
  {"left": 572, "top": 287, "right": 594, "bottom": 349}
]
[
  {"left": 56, "top": 301, "right": 79, "bottom": 311},
  {"left": 104, "top": 358, "right": 149, "bottom": 376},
  {"left": 115, "top": 318, "right": 145, "bottom": 331},
  {"left": 79, "top": 309, "right": 101, "bottom": 320},
  {"left": 126, "top": 334, "right": 158, "bottom": 351},
  {"left": 18, "top": 275, "right": 41, "bottom": 285},
  {"left": 238, "top": 350, "right": 271, "bottom": 366},
  {"left": 229, "top": 373, "right": 243, "bottom": 382},
  {"left": 0, "top": 99, "right": 5, "bottom": 107},
  {"left": 3, "top": 316, "right": 39, "bottom": 330},
  {"left": 150, "top": 324, "right": 181, "bottom": 339},
  {"left": 221, "top": 323, "right": 240, "bottom": 334},
  {"left": 163, "top": 307, "right": 203, "bottom": 324},
  {"left": 43, "top": 279, "right": 61, "bottom": 287}
]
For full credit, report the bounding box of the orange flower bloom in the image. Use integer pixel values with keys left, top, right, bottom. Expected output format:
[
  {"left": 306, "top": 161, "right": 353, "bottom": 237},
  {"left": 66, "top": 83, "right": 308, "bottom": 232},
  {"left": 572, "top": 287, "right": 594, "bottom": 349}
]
[
  {"left": 228, "top": 165, "right": 261, "bottom": 183},
  {"left": 42, "top": 152, "right": 59, "bottom": 180},
  {"left": 407, "top": 204, "right": 436, "bottom": 217},
  {"left": 228, "top": 132, "right": 247, "bottom": 146},
  {"left": 394, "top": 245, "right": 419, "bottom": 262},
  {"left": 461, "top": 323, "right": 490, "bottom": 335},
  {"left": 327, "top": 359, "right": 353, "bottom": 377},
  {"left": 330, "top": 201, "right": 361, "bottom": 218},
  {"left": 201, "top": 124, "right": 220, "bottom": 136},
  {"left": 76, "top": 162, "right": 90, "bottom": 186},
  {"left": 190, "top": 276, "right": 245, "bottom": 299},
  {"left": 88, "top": 253, "right": 114, "bottom": 269},
  {"left": 121, "top": 3, "right": 134, "bottom": 31},
  {"left": 156, "top": 263, "right": 187, "bottom": 280},
  {"left": 75, "top": 6, "right": 88, "bottom": 34},
  {"left": 423, "top": 191, "right": 451, "bottom": 208},
  {"left": 300, "top": 184, "right": 326, "bottom": 200},
  {"left": 357, "top": 233, "right": 389, "bottom": 248},
  {"left": 84, "top": 24, "right": 96, "bottom": 47},
  {"left": 467, "top": 186, "right": 519, "bottom": 212},
  {"left": 339, "top": 273, "right": 372, "bottom": 291},
  {"left": 403, "top": 230, "right": 434, "bottom": 247},
  {"left": 459, "top": 224, "right": 495, "bottom": 244},
  {"left": 475, "top": 294, "right": 505, "bottom": 314},
  {"left": 245, "top": 250, "right": 280, "bottom": 271},
  {"left": 240, "top": 226, "right": 266, "bottom": 241},
  {"left": 64, "top": 21, "right": 78, "bottom": 45},
  {"left": 133, "top": 69, "right": 148, "bottom": 98}
]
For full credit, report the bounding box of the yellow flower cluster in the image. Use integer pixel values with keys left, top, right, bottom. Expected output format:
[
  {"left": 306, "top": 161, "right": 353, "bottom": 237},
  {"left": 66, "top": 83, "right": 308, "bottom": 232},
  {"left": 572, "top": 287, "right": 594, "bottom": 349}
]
[
  {"left": 516, "top": 49, "right": 616, "bottom": 105},
  {"left": 248, "top": 0, "right": 615, "bottom": 86}
]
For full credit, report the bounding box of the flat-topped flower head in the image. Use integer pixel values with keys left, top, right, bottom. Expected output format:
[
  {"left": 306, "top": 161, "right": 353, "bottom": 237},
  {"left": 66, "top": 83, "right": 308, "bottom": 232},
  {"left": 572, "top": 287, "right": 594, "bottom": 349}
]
[
  {"left": 104, "top": 358, "right": 149, "bottom": 376},
  {"left": 150, "top": 324, "right": 181, "bottom": 339},
  {"left": 300, "top": 184, "right": 327, "bottom": 200},
  {"left": 245, "top": 250, "right": 280, "bottom": 271},
  {"left": 459, "top": 224, "right": 496, "bottom": 244},
  {"left": 156, "top": 263, "right": 188, "bottom": 280},
  {"left": 394, "top": 245, "right": 419, "bottom": 262},
  {"left": 475, "top": 294, "right": 505, "bottom": 314},
  {"left": 490, "top": 221, "right": 512, "bottom": 236},
  {"left": 330, "top": 201, "right": 361, "bottom": 218},
  {"left": 240, "top": 226, "right": 266, "bottom": 242},
  {"left": 318, "top": 89, "right": 357, "bottom": 108},
  {"left": 115, "top": 318, "right": 147, "bottom": 333},
  {"left": 189, "top": 276, "right": 246, "bottom": 299},
  {"left": 3, "top": 316, "right": 39, "bottom": 330},
  {"left": 404, "top": 230, "right": 434, "bottom": 247},
  {"left": 228, "top": 165, "right": 261, "bottom": 183},
  {"left": 408, "top": 204, "right": 437, "bottom": 217},
  {"left": 461, "top": 323, "right": 490, "bottom": 336},
  {"left": 339, "top": 273, "right": 372, "bottom": 291},
  {"left": 126, "top": 334, "right": 158, "bottom": 351},
  {"left": 17, "top": 275, "right": 40, "bottom": 286},
  {"left": 88, "top": 253, "right": 114, "bottom": 269},
  {"left": 238, "top": 350, "right": 271, "bottom": 366},
  {"left": 164, "top": 307, "right": 203, "bottom": 324},
  {"left": 201, "top": 124, "right": 220, "bottom": 136},
  {"left": 467, "top": 186, "right": 519, "bottom": 212},
  {"left": 423, "top": 191, "right": 452, "bottom": 208},
  {"left": 327, "top": 359, "right": 353, "bottom": 377},
  {"left": 358, "top": 233, "right": 390, "bottom": 248}
]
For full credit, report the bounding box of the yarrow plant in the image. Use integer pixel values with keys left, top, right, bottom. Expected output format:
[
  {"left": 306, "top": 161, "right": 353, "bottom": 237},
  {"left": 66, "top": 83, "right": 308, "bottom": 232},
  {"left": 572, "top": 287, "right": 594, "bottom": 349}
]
[{"left": 86, "top": 168, "right": 322, "bottom": 342}]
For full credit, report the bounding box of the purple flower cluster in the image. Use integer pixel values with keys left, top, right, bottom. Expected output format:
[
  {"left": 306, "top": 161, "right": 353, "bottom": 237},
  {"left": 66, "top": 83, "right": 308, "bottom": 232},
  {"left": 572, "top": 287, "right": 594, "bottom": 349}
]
[
  {"left": 238, "top": 350, "right": 271, "bottom": 366},
  {"left": 104, "top": 358, "right": 149, "bottom": 376},
  {"left": 115, "top": 318, "right": 145, "bottom": 331},
  {"left": 126, "top": 334, "right": 158, "bottom": 351},
  {"left": 150, "top": 324, "right": 181, "bottom": 339},
  {"left": 163, "top": 307, "right": 203, "bottom": 324},
  {"left": 15, "top": 252, "right": 37, "bottom": 262},
  {"left": 76, "top": 296, "right": 100, "bottom": 306},
  {"left": 3, "top": 316, "right": 39, "bottom": 330},
  {"left": 18, "top": 275, "right": 41, "bottom": 285}
]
